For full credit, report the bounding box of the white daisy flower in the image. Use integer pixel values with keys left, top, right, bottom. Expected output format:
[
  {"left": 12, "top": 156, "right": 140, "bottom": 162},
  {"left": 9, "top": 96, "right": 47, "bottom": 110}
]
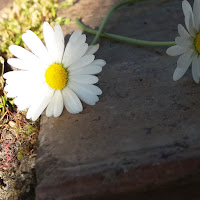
[
  {"left": 3, "top": 22, "right": 106, "bottom": 121},
  {"left": 166, "top": 0, "right": 200, "bottom": 83}
]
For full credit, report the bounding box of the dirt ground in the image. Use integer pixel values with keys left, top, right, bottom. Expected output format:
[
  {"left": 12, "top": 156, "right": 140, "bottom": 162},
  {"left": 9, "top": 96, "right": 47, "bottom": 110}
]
[{"left": 0, "top": 0, "right": 39, "bottom": 199}]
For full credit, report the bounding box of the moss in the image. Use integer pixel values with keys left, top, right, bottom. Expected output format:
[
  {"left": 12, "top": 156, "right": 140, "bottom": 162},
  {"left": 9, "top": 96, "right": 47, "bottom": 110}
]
[
  {"left": 0, "top": 0, "right": 72, "bottom": 58},
  {"left": 0, "top": 0, "right": 73, "bottom": 199}
]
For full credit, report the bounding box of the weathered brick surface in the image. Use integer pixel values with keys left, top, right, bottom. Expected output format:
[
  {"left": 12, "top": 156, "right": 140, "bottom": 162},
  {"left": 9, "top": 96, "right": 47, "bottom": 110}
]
[{"left": 36, "top": 0, "right": 200, "bottom": 199}]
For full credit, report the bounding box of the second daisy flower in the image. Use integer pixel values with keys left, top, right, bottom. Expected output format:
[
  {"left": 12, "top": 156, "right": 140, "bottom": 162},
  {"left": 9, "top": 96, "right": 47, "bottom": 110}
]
[{"left": 167, "top": 0, "right": 200, "bottom": 83}]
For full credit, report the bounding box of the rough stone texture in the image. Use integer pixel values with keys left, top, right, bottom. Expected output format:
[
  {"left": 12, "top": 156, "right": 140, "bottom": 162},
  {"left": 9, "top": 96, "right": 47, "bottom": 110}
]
[{"left": 36, "top": 0, "right": 200, "bottom": 199}]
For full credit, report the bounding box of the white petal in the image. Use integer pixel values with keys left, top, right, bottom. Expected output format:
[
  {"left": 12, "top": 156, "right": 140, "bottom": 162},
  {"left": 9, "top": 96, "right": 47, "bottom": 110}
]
[
  {"left": 54, "top": 24, "right": 65, "bottom": 62},
  {"left": 3, "top": 70, "right": 28, "bottom": 81},
  {"left": 192, "top": 54, "right": 200, "bottom": 83},
  {"left": 193, "top": 0, "right": 200, "bottom": 31},
  {"left": 188, "top": 13, "right": 196, "bottom": 36},
  {"left": 166, "top": 45, "right": 186, "bottom": 56},
  {"left": 69, "top": 82, "right": 102, "bottom": 96},
  {"left": 70, "top": 64, "right": 102, "bottom": 75},
  {"left": 4, "top": 84, "right": 18, "bottom": 98},
  {"left": 22, "top": 30, "right": 52, "bottom": 65},
  {"left": 86, "top": 84, "right": 102, "bottom": 95},
  {"left": 69, "top": 55, "right": 95, "bottom": 70},
  {"left": 91, "top": 59, "right": 106, "bottom": 67},
  {"left": 70, "top": 75, "right": 99, "bottom": 84},
  {"left": 46, "top": 90, "right": 64, "bottom": 117},
  {"left": 53, "top": 90, "right": 64, "bottom": 117},
  {"left": 5, "top": 81, "right": 27, "bottom": 97},
  {"left": 177, "top": 49, "right": 194, "bottom": 67},
  {"left": 43, "top": 22, "right": 56, "bottom": 60},
  {"left": 43, "top": 22, "right": 64, "bottom": 63},
  {"left": 45, "top": 96, "right": 55, "bottom": 117},
  {"left": 26, "top": 84, "right": 54, "bottom": 121},
  {"left": 62, "top": 30, "right": 90, "bottom": 67},
  {"left": 68, "top": 82, "right": 102, "bottom": 105},
  {"left": 178, "top": 24, "right": 190, "bottom": 38},
  {"left": 62, "top": 87, "right": 83, "bottom": 114},
  {"left": 182, "top": 0, "right": 195, "bottom": 33},
  {"left": 9, "top": 45, "right": 41, "bottom": 64},
  {"left": 182, "top": 0, "right": 193, "bottom": 15},
  {"left": 7, "top": 58, "right": 43, "bottom": 71},
  {"left": 4, "top": 71, "right": 34, "bottom": 91},
  {"left": 15, "top": 96, "right": 30, "bottom": 111},
  {"left": 13, "top": 81, "right": 41, "bottom": 110},
  {"left": 75, "top": 34, "right": 86, "bottom": 46},
  {"left": 63, "top": 43, "right": 88, "bottom": 67},
  {"left": 175, "top": 36, "right": 193, "bottom": 47},
  {"left": 85, "top": 44, "right": 99, "bottom": 55},
  {"left": 173, "top": 50, "right": 194, "bottom": 81},
  {"left": 68, "top": 29, "right": 82, "bottom": 43},
  {"left": 7, "top": 58, "right": 28, "bottom": 70},
  {"left": 4, "top": 68, "right": 45, "bottom": 87},
  {"left": 14, "top": 86, "right": 36, "bottom": 111},
  {"left": 173, "top": 67, "right": 188, "bottom": 81},
  {"left": 4, "top": 70, "right": 43, "bottom": 86}
]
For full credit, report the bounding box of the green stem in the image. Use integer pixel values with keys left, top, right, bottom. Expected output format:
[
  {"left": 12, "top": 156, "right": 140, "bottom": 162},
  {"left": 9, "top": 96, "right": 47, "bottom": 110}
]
[
  {"left": 76, "top": 18, "right": 175, "bottom": 46},
  {"left": 75, "top": 0, "right": 175, "bottom": 46},
  {"left": 91, "top": 0, "right": 148, "bottom": 45}
]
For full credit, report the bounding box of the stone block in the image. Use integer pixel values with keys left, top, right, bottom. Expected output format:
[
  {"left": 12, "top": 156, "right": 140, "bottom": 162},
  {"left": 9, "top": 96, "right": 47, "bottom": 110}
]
[{"left": 36, "top": 0, "right": 200, "bottom": 199}]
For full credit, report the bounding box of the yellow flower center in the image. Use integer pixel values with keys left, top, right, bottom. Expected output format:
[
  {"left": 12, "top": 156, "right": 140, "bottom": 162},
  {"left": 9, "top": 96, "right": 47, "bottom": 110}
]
[
  {"left": 45, "top": 63, "right": 67, "bottom": 90},
  {"left": 195, "top": 33, "right": 200, "bottom": 54}
]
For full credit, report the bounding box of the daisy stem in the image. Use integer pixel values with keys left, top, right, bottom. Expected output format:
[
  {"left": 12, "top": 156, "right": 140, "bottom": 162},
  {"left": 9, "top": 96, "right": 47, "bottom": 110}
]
[
  {"left": 91, "top": 0, "right": 148, "bottom": 45},
  {"left": 76, "top": 0, "right": 175, "bottom": 46},
  {"left": 75, "top": 18, "right": 176, "bottom": 46}
]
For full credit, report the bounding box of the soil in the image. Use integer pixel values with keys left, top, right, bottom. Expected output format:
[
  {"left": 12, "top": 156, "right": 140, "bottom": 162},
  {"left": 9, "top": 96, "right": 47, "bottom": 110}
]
[{"left": 0, "top": 110, "right": 39, "bottom": 200}]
